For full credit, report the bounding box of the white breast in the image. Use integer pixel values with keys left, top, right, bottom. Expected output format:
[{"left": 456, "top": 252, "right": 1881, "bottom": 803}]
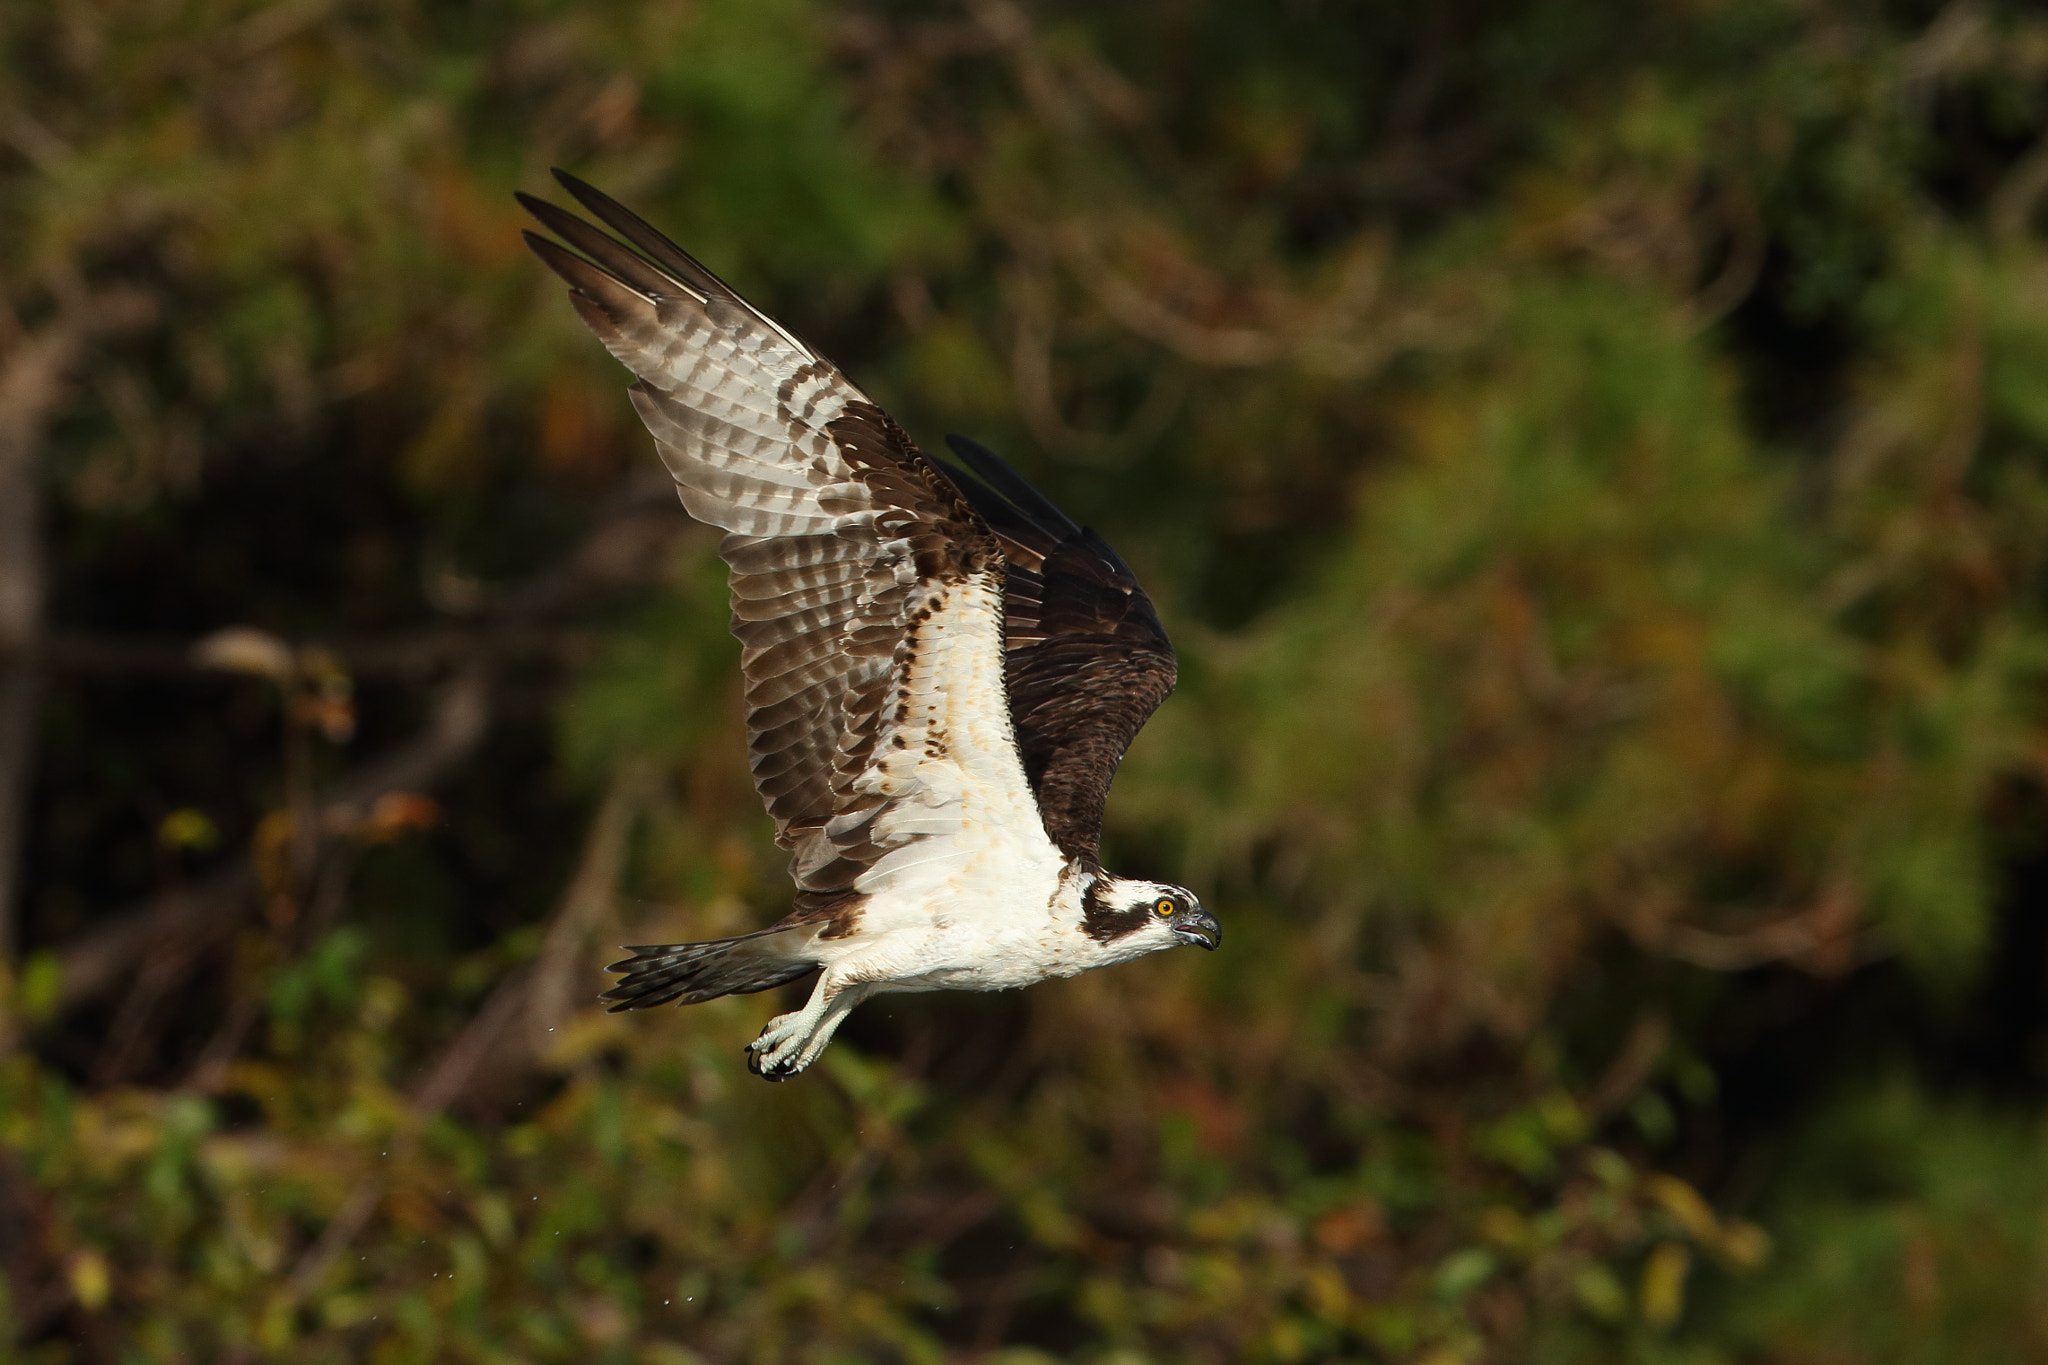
[{"left": 804, "top": 575, "right": 1106, "bottom": 991}]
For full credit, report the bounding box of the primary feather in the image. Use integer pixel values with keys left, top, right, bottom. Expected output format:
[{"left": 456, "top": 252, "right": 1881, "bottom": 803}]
[{"left": 522, "top": 173, "right": 1212, "bottom": 1079}]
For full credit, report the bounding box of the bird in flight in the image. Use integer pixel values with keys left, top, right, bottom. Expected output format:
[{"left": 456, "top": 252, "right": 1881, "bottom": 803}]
[{"left": 520, "top": 173, "right": 1217, "bottom": 1079}]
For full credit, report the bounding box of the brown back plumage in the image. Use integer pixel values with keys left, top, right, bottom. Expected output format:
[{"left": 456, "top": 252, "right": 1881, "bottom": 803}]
[{"left": 521, "top": 174, "right": 1173, "bottom": 900}]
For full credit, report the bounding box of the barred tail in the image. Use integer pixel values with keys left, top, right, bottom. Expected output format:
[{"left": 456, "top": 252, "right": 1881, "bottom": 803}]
[{"left": 601, "top": 927, "right": 816, "bottom": 1011}]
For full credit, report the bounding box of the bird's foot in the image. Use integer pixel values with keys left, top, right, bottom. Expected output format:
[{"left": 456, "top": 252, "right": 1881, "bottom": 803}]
[{"left": 746, "top": 1011, "right": 817, "bottom": 1081}]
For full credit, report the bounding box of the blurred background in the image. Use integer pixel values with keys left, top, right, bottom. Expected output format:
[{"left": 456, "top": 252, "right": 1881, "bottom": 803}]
[{"left": 5, "top": 0, "right": 2048, "bottom": 1359}]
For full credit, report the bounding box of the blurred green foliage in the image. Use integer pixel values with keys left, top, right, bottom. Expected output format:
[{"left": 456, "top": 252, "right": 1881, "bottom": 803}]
[{"left": 11, "top": 0, "right": 2048, "bottom": 1360}]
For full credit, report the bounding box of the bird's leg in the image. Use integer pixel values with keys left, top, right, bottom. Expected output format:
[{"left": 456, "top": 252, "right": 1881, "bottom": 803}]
[{"left": 747, "top": 970, "right": 872, "bottom": 1080}]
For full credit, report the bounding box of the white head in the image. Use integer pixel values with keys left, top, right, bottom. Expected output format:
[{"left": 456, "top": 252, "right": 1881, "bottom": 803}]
[{"left": 1081, "top": 875, "right": 1220, "bottom": 960}]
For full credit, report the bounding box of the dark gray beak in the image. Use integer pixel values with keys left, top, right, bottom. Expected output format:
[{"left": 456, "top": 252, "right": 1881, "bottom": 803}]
[{"left": 1173, "top": 909, "right": 1222, "bottom": 951}]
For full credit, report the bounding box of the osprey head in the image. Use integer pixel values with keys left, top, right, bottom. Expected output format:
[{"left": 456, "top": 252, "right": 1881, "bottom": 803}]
[{"left": 1083, "top": 876, "right": 1221, "bottom": 953}]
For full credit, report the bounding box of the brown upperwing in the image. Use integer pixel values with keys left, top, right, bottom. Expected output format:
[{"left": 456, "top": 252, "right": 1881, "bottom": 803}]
[{"left": 935, "top": 436, "right": 1177, "bottom": 865}]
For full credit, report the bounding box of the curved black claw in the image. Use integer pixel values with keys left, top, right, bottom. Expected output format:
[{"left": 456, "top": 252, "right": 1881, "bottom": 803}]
[
  {"left": 745, "top": 1045, "right": 802, "bottom": 1082},
  {"left": 753, "top": 1055, "right": 798, "bottom": 1088}
]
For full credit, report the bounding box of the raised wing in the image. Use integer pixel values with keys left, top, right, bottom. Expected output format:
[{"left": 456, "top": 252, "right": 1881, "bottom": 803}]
[
  {"left": 521, "top": 173, "right": 1014, "bottom": 919},
  {"left": 936, "top": 437, "right": 1177, "bottom": 864}
]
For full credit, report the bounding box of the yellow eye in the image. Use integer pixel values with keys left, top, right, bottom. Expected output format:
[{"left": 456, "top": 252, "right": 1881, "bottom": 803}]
[{"left": 1154, "top": 897, "right": 1175, "bottom": 916}]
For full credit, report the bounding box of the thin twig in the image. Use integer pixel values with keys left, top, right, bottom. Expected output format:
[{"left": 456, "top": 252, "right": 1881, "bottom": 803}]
[
  {"left": 1585, "top": 1012, "right": 1670, "bottom": 1121},
  {"left": 1661, "top": 876, "right": 1866, "bottom": 975},
  {"left": 526, "top": 764, "right": 650, "bottom": 1050}
]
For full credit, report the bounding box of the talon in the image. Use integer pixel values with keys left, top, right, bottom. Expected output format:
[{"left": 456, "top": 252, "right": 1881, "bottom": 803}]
[
  {"left": 746, "top": 1046, "right": 803, "bottom": 1081},
  {"left": 745, "top": 1012, "right": 814, "bottom": 1080}
]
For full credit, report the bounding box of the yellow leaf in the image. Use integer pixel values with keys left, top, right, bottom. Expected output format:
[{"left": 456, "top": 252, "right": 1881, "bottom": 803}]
[
  {"left": 1647, "top": 1173, "right": 1720, "bottom": 1242},
  {"left": 68, "top": 1249, "right": 111, "bottom": 1311},
  {"left": 1574, "top": 1263, "right": 1628, "bottom": 1322},
  {"left": 157, "top": 808, "right": 220, "bottom": 852},
  {"left": 1641, "top": 1241, "right": 1691, "bottom": 1329},
  {"left": 16, "top": 951, "right": 60, "bottom": 1024},
  {"left": 1718, "top": 1218, "right": 1773, "bottom": 1269}
]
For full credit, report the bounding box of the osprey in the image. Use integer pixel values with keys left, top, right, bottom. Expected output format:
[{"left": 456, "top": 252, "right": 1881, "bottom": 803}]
[{"left": 521, "top": 173, "right": 1218, "bottom": 1079}]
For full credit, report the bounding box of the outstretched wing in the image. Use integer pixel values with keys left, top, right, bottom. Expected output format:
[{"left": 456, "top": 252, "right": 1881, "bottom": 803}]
[
  {"left": 522, "top": 173, "right": 1030, "bottom": 924},
  {"left": 936, "top": 437, "right": 1177, "bottom": 864}
]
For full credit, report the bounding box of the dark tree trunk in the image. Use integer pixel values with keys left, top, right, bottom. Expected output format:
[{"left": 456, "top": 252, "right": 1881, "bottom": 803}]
[
  {"left": 0, "top": 330, "right": 62, "bottom": 967},
  {"left": 0, "top": 290, "right": 153, "bottom": 965}
]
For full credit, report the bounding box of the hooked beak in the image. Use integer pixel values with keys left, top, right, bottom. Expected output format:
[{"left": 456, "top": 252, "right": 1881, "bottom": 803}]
[{"left": 1172, "top": 909, "right": 1222, "bottom": 951}]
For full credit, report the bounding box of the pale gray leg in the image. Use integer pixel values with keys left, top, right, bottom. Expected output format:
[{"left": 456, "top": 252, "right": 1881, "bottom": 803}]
[{"left": 746, "top": 971, "right": 873, "bottom": 1080}]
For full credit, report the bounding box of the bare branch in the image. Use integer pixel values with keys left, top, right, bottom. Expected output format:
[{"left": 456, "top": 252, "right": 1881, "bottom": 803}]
[
  {"left": 1660, "top": 876, "right": 1867, "bottom": 976},
  {"left": 40, "top": 470, "right": 692, "bottom": 1009},
  {"left": 45, "top": 623, "right": 586, "bottom": 682},
  {"left": 525, "top": 764, "right": 649, "bottom": 1050}
]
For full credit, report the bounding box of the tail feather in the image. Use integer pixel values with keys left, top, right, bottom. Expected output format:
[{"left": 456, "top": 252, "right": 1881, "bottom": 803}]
[{"left": 602, "top": 927, "right": 816, "bottom": 1011}]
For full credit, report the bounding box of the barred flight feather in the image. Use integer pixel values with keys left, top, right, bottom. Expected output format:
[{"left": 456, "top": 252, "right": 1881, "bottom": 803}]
[
  {"left": 524, "top": 175, "right": 1196, "bottom": 1064},
  {"left": 521, "top": 174, "right": 1005, "bottom": 916}
]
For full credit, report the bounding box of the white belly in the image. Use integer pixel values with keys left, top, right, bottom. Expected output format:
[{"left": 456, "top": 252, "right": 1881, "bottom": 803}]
[
  {"left": 813, "top": 851, "right": 1098, "bottom": 993},
  {"left": 804, "top": 573, "right": 1092, "bottom": 992}
]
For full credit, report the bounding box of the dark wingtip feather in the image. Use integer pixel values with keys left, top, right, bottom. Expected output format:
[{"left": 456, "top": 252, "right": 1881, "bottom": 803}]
[
  {"left": 550, "top": 166, "right": 599, "bottom": 200},
  {"left": 523, "top": 236, "right": 651, "bottom": 345},
  {"left": 943, "top": 434, "right": 1083, "bottom": 539},
  {"left": 546, "top": 170, "right": 741, "bottom": 305},
  {"left": 520, "top": 226, "right": 564, "bottom": 265},
  {"left": 521, "top": 229, "right": 605, "bottom": 288},
  {"left": 519, "top": 191, "right": 595, "bottom": 247},
  {"left": 547, "top": 171, "right": 650, "bottom": 239},
  {"left": 526, "top": 196, "right": 704, "bottom": 305},
  {"left": 530, "top": 171, "right": 829, "bottom": 364},
  {"left": 549, "top": 171, "right": 637, "bottom": 234}
]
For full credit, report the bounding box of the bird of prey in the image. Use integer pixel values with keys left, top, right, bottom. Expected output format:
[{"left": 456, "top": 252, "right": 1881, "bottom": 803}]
[{"left": 520, "top": 173, "right": 1217, "bottom": 1079}]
